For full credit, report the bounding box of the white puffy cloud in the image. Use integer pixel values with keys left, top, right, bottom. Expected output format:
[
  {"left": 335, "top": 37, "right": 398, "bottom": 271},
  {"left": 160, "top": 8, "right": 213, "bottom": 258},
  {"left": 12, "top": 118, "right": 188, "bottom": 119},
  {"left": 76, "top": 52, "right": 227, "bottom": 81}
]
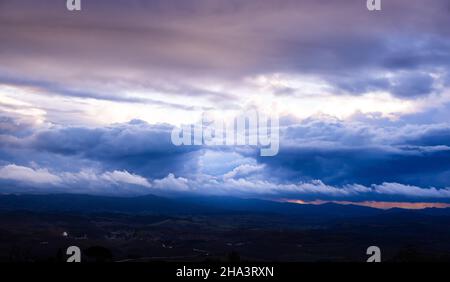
[
  {"left": 1, "top": 162, "right": 450, "bottom": 202},
  {"left": 152, "top": 173, "right": 189, "bottom": 192},
  {"left": 100, "top": 170, "right": 152, "bottom": 188},
  {"left": 0, "top": 164, "right": 62, "bottom": 185},
  {"left": 0, "top": 164, "right": 151, "bottom": 191},
  {"left": 148, "top": 172, "right": 450, "bottom": 201},
  {"left": 373, "top": 182, "right": 450, "bottom": 198},
  {"left": 222, "top": 164, "right": 265, "bottom": 180}
]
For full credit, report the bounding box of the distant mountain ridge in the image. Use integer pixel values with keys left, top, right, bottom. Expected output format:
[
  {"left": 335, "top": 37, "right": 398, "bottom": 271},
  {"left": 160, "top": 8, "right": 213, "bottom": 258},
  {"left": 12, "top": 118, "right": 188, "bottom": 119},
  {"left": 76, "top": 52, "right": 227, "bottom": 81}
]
[{"left": 0, "top": 193, "right": 449, "bottom": 218}]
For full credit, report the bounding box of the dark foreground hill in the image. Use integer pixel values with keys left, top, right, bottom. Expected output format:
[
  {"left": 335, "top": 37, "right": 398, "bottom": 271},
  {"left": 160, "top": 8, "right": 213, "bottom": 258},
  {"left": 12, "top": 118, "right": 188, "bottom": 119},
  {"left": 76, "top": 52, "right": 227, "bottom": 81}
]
[{"left": 0, "top": 193, "right": 449, "bottom": 262}]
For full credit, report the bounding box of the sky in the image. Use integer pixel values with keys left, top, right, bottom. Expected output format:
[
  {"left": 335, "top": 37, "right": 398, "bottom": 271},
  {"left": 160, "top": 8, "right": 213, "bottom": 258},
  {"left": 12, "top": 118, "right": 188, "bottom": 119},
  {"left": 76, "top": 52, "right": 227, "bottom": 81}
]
[{"left": 1, "top": 0, "right": 450, "bottom": 208}]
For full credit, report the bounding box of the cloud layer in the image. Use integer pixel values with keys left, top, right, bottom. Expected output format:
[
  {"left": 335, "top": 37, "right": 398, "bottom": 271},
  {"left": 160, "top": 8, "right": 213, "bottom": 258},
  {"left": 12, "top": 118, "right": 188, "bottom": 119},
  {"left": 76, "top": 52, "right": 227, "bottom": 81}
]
[
  {"left": 0, "top": 116, "right": 450, "bottom": 203},
  {"left": 0, "top": 1, "right": 450, "bottom": 204}
]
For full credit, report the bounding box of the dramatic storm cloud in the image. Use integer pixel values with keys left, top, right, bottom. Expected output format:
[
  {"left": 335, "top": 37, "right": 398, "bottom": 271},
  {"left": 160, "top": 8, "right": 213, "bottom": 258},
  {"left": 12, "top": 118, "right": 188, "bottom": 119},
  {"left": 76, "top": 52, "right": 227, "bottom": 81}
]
[{"left": 1, "top": 0, "right": 450, "bottom": 205}]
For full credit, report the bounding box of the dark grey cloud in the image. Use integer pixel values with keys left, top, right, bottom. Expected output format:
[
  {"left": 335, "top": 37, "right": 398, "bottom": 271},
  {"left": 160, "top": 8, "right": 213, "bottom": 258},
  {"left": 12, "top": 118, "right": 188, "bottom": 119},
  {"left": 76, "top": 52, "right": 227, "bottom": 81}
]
[
  {"left": 255, "top": 118, "right": 450, "bottom": 188},
  {"left": 0, "top": 116, "right": 199, "bottom": 178},
  {"left": 32, "top": 120, "right": 202, "bottom": 178},
  {"left": 0, "top": 116, "right": 35, "bottom": 137},
  {"left": 0, "top": 0, "right": 449, "bottom": 100},
  {"left": 389, "top": 72, "right": 435, "bottom": 98},
  {"left": 329, "top": 70, "right": 439, "bottom": 98}
]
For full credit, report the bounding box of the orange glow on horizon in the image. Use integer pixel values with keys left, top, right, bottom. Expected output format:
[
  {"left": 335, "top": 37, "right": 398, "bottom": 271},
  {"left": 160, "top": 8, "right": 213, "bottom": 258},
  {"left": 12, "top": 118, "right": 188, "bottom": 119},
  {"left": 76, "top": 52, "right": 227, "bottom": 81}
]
[{"left": 284, "top": 199, "right": 450, "bottom": 210}]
